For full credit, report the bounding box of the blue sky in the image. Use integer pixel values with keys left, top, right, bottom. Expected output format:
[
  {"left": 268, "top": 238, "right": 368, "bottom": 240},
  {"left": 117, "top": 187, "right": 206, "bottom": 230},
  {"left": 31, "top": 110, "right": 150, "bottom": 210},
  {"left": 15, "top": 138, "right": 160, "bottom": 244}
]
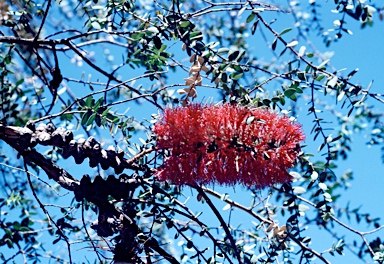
[
  {"left": 2, "top": 1, "right": 384, "bottom": 263},
  {"left": 154, "top": 2, "right": 384, "bottom": 262},
  {"left": 61, "top": 2, "right": 384, "bottom": 262}
]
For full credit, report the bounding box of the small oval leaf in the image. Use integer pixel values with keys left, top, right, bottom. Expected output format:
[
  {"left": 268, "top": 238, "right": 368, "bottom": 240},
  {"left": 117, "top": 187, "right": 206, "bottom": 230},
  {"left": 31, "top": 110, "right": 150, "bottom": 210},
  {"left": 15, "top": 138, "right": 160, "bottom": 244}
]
[
  {"left": 293, "top": 186, "right": 306, "bottom": 194},
  {"left": 286, "top": 40, "right": 298, "bottom": 47}
]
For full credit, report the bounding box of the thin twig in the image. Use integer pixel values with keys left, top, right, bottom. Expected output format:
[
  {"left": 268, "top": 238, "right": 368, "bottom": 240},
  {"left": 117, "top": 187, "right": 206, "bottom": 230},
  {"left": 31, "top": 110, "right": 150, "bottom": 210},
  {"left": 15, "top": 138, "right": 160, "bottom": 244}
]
[
  {"left": 82, "top": 202, "right": 103, "bottom": 262},
  {"left": 294, "top": 194, "right": 376, "bottom": 256},
  {"left": 194, "top": 185, "right": 243, "bottom": 264},
  {"left": 24, "top": 161, "right": 73, "bottom": 264},
  {"left": 34, "top": 0, "right": 52, "bottom": 41},
  {"left": 288, "top": 234, "right": 331, "bottom": 264},
  {"left": 201, "top": 186, "right": 273, "bottom": 225}
]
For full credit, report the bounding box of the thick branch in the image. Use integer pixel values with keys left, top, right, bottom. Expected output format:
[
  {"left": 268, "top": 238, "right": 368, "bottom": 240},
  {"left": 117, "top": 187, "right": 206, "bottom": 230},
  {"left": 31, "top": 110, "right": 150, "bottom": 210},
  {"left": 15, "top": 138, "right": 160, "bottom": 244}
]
[{"left": 0, "top": 124, "right": 79, "bottom": 191}]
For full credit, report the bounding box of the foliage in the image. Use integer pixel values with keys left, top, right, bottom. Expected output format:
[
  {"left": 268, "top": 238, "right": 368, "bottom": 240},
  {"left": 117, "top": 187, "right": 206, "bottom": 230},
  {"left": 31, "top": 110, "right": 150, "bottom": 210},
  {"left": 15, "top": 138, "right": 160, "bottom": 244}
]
[{"left": 0, "top": 0, "right": 383, "bottom": 263}]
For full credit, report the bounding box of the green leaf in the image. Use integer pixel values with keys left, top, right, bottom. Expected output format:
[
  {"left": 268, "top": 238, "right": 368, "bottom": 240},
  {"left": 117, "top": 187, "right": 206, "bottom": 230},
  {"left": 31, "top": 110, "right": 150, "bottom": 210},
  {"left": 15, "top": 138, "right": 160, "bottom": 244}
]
[
  {"left": 279, "top": 47, "right": 287, "bottom": 57},
  {"left": 15, "top": 78, "right": 24, "bottom": 87},
  {"left": 297, "top": 72, "right": 306, "bottom": 81},
  {"left": 95, "top": 114, "right": 101, "bottom": 126},
  {"left": 221, "top": 72, "right": 228, "bottom": 82},
  {"left": 232, "top": 65, "right": 242, "bottom": 72},
  {"left": 93, "top": 97, "right": 104, "bottom": 110},
  {"left": 230, "top": 72, "right": 243, "bottom": 80},
  {"left": 288, "top": 93, "right": 297, "bottom": 101},
  {"left": 179, "top": 21, "right": 190, "bottom": 28},
  {"left": 5, "top": 238, "right": 13, "bottom": 248},
  {"left": 190, "top": 31, "right": 203, "bottom": 40},
  {"left": 19, "top": 226, "right": 30, "bottom": 232},
  {"left": 295, "top": 87, "right": 303, "bottom": 94},
  {"left": 246, "top": 13, "right": 256, "bottom": 23},
  {"left": 316, "top": 75, "right": 325, "bottom": 81},
  {"left": 271, "top": 97, "right": 280, "bottom": 103},
  {"left": 251, "top": 20, "right": 259, "bottom": 34},
  {"left": 13, "top": 222, "right": 21, "bottom": 230},
  {"left": 347, "top": 68, "right": 359, "bottom": 79},
  {"left": 228, "top": 50, "right": 240, "bottom": 61},
  {"left": 186, "top": 241, "right": 193, "bottom": 249},
  {"left": 236, "top": 50, "right": 246, "bottom": 62},
  {"left": 101, "top": 107, "right": 111, "bottom": 117},
  {"left": 347, "top": 107, "right": 354, "bottom": 117},
  {"left": 316, "top": 201, "right": 327, "bottom": 209},
  {"left": 262, "top": 98, "right": 271, "bottom": 106},
  {"left": 153, "top": 36, "right": 162, "bottom": 49},
  {"left": 159, "top": 44, "right": 167, "bottom": 53},
  {"left": 52, "top": 237, "right": 60, "bottom": 245},
  {"left": 86, "top": 113, "right": 96, "bottom": 126},
  {"left": 271, "top": 37, "right": 277, "bottom": 51},
  {"left": 306, "top": 53, "right": 314, "bottom": 58},
  {"left": 318, "top": 142, "right": 326, "bottom": 152},
  {"left": 279, "top": 28, "right": 292, "bottom": 36},
  {"left": 81, "top": 110, "right": 92, "bottom": 125},
  {"left": 284, "top": 88, "right": 296, "bottom": 97},
  {"left": 85, "top": 96, "right": 93, "bottom": 107}
]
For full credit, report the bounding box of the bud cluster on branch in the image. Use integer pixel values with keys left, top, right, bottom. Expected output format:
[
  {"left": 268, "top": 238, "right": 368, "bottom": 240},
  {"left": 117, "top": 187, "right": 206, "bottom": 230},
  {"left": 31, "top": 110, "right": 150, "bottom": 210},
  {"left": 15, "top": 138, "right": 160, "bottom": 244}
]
[
  {"left": 74, "top": 174, "right": 138, "bottom": 203},
  {"left": 178, "top": 54, "right": 209, "bottom": 104},
  {"left": 1, "top": 122, "right": 142, "bottom": 174},
  {"left": 75, "top": 174, "right": 139, "bottom": 238},
  {"left": 154, "top": 104, "right": 305, "bottom": 188}
]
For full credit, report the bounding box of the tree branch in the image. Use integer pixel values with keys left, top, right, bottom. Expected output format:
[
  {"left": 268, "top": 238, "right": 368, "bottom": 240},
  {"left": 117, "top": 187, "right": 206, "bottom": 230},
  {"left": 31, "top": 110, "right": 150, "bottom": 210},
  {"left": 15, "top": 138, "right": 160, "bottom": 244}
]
[
  {"left": 0, "top": 124, "right": 79, "bottom": 191},
  {"left": 193, "top": 185, "right": 243, "bottom": 263}
]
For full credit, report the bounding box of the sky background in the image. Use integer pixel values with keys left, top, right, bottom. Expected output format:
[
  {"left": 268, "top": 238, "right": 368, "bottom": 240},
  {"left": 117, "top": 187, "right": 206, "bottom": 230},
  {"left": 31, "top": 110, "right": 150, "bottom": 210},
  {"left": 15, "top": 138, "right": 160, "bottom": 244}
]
[
  {"left": 2, "top": 0, "right": 384, "bottom": 263},
  {"left": 150, "top": 2, "right": 384, "bottom": 263}
]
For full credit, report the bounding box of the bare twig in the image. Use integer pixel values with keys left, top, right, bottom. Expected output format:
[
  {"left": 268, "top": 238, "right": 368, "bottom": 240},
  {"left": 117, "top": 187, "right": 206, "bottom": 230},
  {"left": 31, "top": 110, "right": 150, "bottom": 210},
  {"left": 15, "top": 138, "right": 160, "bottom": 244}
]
[
  {"left": 24, "top": 161, "right": 73, "bottom": 264},
  {"left": 194, "top": 185, "right": 243, "bottom": 264}
]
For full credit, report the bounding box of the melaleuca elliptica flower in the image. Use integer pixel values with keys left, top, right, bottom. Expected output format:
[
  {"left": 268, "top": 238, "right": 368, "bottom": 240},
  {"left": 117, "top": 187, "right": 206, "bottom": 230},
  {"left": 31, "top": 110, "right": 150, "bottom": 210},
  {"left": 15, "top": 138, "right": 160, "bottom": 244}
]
[{"left": 153, "top": 104, "right": 305, "bottom": 188}]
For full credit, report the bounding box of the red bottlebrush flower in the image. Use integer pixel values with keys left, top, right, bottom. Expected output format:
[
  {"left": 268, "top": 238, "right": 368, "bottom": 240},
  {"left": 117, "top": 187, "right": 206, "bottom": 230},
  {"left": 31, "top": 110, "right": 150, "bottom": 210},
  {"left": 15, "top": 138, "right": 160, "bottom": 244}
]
[{"left": 153, "top": 104, "right": 305, "bottom": 188}]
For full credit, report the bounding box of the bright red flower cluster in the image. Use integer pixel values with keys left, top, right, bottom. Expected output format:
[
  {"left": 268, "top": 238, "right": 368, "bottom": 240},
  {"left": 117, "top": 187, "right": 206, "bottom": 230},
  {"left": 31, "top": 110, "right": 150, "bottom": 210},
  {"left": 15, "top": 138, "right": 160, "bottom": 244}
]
[{"left": 153, "top": 104, "right": 305, "bottom": 188}]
